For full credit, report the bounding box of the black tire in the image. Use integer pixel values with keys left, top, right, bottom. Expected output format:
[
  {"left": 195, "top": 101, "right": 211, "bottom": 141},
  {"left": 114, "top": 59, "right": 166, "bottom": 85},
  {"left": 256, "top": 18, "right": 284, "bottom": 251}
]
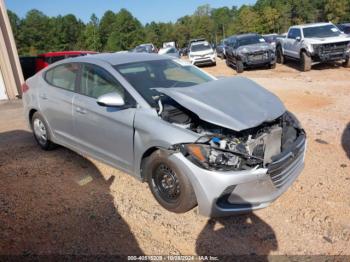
[
  {"left": 276, "top": 46, "right": 285, "bottom": 64},
  {"left": 343, "top": 57, "right": 350, "bottom": 68},
  {"left": 145, "top": 150, "right": 197, "bottom": 213},
  {"left": 300, "top": 51, "right": 312, "bottom": 72},
  {"left": 236, "top": 60, "right": 244, "bottom": 73},
  {"left": 31, "top": 112, "right": 56, "bottom": 150},
  {"left": 269, "top": 63, "right": 276, "bottom": 69},
  {"left": 225, "top": 57, "right": 230, "bottom": 67}
]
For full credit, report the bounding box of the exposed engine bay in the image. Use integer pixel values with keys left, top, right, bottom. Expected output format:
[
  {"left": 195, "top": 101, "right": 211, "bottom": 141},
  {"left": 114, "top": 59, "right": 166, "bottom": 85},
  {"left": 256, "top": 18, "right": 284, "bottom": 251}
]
[{"left": 158, "top": 98, "right": 303, "bottom": 171}]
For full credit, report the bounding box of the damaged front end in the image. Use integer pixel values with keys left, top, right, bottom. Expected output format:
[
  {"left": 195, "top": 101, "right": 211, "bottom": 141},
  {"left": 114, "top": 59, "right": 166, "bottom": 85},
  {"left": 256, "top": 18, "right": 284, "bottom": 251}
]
[{"left": 160, "top": 99, "right": 305, "bottom": 173}]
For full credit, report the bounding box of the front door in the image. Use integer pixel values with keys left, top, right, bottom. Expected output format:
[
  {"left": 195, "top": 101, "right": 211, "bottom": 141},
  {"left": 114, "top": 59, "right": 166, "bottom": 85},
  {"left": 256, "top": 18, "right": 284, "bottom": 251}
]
[{"left": 73, "top": 63, "right": 136, "bottom": 173}]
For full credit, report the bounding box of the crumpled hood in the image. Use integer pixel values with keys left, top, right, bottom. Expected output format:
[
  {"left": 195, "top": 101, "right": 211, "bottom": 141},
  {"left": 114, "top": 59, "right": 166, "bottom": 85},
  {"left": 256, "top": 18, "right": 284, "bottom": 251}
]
[
  {"left": 237, "top": 43, "right": 272, "bottom": 53},
  {"left": 155, "top": 77, "right": 286, "bottom": 131}
]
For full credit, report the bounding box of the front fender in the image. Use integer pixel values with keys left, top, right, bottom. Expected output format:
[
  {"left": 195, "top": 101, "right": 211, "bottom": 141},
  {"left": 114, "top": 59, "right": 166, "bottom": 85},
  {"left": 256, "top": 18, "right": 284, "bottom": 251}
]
[{"left": 133, "top": 108, "right": 199, "bottom": 179}]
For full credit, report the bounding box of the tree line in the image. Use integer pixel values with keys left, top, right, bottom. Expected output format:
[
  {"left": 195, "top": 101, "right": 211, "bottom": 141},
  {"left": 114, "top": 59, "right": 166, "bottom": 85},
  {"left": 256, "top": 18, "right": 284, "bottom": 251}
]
[{"left": 7, "top": 0, "right": 350, "bottom": 56}]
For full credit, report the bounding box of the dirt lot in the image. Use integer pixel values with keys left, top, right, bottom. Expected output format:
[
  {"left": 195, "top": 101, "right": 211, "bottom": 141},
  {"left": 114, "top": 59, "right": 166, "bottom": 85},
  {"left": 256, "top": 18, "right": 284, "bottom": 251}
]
[{"left": 1, "top": 58, "right": 350, "bottom": 257}]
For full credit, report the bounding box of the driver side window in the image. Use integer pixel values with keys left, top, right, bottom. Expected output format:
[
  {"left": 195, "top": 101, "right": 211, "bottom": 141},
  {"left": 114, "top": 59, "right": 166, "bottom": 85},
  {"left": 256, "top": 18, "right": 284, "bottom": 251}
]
[
  {"left": 80, "top": 64, "right": 125, "bottom": 99},
  {"left": 288, "top": 29, "right": 301, "bottom": 39}
]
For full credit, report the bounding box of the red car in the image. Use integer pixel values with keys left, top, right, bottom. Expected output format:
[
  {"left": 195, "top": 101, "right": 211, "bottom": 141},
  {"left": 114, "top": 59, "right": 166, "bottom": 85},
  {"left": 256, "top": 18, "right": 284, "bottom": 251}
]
[{"left": 35, "top": 51, "right": 97, "bottom": 72}]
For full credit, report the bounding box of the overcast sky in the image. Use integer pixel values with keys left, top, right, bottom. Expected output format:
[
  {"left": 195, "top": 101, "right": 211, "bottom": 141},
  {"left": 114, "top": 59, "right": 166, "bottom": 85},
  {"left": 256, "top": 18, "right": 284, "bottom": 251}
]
[{"left": 5, "top": 0, "right": 256, "bottom": 24}]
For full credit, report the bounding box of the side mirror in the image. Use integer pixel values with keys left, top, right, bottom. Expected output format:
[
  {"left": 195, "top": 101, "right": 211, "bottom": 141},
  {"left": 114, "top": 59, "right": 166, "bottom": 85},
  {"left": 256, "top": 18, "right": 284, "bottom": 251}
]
[
  {"left": 97, "top": 92, "right": 125, "bottom": 107},
  {"left": 296, "top": 36, "right": 301, "bottom": 41}
]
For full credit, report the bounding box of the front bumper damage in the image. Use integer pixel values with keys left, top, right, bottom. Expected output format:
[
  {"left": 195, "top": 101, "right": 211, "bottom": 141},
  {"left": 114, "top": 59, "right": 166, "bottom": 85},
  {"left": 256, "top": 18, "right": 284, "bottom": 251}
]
[
  {"left": 241, "top": 50, "right": 276, "bottom": 67},
  {"left": 168, "top": 134, "right": 306, "bottom": 217},
  {"left": 312, "top": 42, "right": 350, "bottom": 62}
]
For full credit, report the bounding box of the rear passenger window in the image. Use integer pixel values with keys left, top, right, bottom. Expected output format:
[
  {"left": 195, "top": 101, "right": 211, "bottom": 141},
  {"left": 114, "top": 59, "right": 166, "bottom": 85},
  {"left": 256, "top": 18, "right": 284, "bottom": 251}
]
[
  {"left": 80, "top": 64, "right": 125, "bottom": 99},
  {"left": 45, "top": 63, "right": 79, "bottom": 91}
]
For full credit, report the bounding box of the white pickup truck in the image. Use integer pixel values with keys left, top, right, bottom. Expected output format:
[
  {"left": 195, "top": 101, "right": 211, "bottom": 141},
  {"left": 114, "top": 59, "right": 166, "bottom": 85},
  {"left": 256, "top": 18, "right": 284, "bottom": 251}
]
[{"left": 276, "top": 22, "right": 350, "bottom": 71}]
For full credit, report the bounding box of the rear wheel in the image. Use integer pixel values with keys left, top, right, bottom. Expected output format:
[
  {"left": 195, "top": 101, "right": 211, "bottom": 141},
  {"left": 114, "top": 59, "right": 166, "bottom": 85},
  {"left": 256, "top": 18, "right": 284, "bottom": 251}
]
[
  {"left": 31, "top": 112, "right": 56, "bottom": 150},
  {"left": 145, "top": 150, "right": 197, "bottom": 213},
  {"left": 236, "top": 60, "right": 244, "bottom": 73},
  {"left": 276, "top": 46, "right": 285, "bottom": 64},
  {"left": 300, "top": 51, "right": 312, "bottom": 72},
  {"left": 343, "top": 57, "right": 350, "bottom": 68}
]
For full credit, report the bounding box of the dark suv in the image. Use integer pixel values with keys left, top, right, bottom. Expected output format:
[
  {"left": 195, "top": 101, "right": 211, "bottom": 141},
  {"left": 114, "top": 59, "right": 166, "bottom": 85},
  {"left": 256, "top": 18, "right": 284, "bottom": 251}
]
[{"left": 225, "top": 33, "right": 276, "bottom": 73}]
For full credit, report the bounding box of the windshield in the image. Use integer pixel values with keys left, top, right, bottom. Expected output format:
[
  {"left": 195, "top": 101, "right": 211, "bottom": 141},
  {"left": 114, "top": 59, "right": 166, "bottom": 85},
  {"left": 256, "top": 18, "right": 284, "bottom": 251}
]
[
  {"left": 190, "top": 43, "right": 212, "bottom": 52},
  {"left": 114, "top": 59, "right": 213, "bottom": 106},
  {"left": 303, "top": 25, "right": 341, "bottom": 38},
  {"left": 237, "top": 35, "right": 264, "bottom": 46}
]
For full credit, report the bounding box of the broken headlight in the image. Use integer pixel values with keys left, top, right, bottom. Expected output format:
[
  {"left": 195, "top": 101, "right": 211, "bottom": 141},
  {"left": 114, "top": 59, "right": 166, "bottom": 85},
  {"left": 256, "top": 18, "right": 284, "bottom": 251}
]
[{"left": 178, "top": 143, "right": 262, "bottom": 171}]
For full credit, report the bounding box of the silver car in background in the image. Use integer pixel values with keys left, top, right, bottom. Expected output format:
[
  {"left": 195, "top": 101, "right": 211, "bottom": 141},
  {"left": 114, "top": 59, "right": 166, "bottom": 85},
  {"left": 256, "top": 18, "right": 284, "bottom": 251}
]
[{"left": 22, "top": 53, "right": 306, "bottom": 217}]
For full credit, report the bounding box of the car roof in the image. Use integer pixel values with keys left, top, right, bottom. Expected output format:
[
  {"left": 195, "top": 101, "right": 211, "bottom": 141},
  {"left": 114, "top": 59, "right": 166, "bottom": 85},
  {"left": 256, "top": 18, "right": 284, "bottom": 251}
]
[
  {"left": 290, "top": 22, "right": 333, "bottom": 29},
  {"left": 67, "top": 52, "right": 169, "bottom": 66},
  {"left": 236, "top": 33, "right": 260, "bottom": 39},
  {"left": 38, "top": 51, "right": 97, "bottom": 57},
  {"left": 228, "top": 33, "right": 260, "bottom": 40}
]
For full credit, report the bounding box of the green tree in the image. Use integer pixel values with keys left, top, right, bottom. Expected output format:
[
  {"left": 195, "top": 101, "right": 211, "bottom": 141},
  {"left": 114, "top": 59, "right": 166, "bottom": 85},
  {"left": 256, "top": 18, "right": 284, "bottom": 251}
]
[
  {"left": 211, "top": 7, "right": 232, "bottom": 41},
  {"left": 79, "top": 14, "right": 102, "bottom": 51},
  {"left": 260, "top": 6, "right": 280, "bottom": 33},
  {"left": 324, "top": 0, "right": 350, "bottom": 23},
  {"left": 105, "top": 9, "right": 144, "bottom": 51},
  {"left": 99, "top": 10, "right": 116, "bottom": 49},
  {"left": 228, "top": 5, "right": 261, "bottom": 34},
  {"left": 49, "top": 14, "right": 85, "bottom": 51},
  {"left": 18, "top": 9, "right": 50, "bottom": 55}
]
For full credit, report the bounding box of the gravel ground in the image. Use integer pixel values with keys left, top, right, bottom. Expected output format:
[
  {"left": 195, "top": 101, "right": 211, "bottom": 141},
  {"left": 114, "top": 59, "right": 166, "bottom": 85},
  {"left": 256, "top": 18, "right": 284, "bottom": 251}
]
[{"left": 0, "top": 58, "right": 349, "bottom": 257}]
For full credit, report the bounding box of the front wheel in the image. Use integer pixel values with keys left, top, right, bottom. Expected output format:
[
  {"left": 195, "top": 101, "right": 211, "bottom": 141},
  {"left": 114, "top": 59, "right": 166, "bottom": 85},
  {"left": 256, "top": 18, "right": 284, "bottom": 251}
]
[
  {"left": 145, "top": 150, "right": 197, "bottom": 213},
  {"left": 236, "top": 60, "right": 244, "bottom": 73},
  {"left": 300, "top": 51, "right": 312, "bottom": 72},
  {"left": 343, "top": 57, "right": 350, "bottom": 68}
]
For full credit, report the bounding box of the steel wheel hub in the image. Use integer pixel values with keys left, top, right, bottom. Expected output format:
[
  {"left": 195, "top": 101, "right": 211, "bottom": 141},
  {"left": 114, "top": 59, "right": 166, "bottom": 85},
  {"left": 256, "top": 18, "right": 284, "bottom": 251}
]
[{"left": 154, "top": 163, "right": 180, "bottom": 201}]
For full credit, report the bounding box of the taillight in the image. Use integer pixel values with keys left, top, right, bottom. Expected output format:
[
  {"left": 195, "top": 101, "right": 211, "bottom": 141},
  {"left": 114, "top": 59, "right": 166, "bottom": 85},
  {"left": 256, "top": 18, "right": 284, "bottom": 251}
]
[{"left": 21, "top": 83, "right": 29, "bottom": 93}]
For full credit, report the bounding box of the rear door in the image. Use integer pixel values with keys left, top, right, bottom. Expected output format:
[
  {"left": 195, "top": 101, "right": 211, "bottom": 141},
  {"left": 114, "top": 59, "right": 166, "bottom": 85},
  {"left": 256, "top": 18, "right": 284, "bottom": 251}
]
[
  {"left": 38, "top": 63, "right": 79, "bottom": 145},
  {"left": 72, "top": 63, "right": 136, "bottom": 172}
]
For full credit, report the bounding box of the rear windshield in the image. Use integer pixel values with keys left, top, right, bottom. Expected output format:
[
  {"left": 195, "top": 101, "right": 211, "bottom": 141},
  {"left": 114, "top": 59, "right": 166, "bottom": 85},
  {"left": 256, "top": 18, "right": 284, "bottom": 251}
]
[
  {"left": 303, "top": 25, "right": 341, "bottom": 38},
  {"left": 114, "top": 59, "right": 213, "bottom": 106},
  {"left": 237, "top": 35, "right": 264, "bottom": 46}
]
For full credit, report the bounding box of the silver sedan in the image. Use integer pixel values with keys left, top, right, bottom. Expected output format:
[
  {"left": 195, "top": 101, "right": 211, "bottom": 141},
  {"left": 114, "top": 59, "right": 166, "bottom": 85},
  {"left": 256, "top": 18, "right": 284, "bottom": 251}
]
[{"left": 22, "top": 53, "right": 306, "bottom": 217}]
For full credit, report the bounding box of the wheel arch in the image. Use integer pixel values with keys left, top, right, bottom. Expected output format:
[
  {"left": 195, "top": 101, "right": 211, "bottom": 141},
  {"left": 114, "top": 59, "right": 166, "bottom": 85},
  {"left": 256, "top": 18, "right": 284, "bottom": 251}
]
[
  {"left": 29, "top": 110, "right": 55, "bottom": 142},
  {"left": 299, "top": 48, "right": 310, "bottom": 58},
  {"left": 29, "top": 108, "right": 38, "bottom": 126},
  {"left": 140, "top": 146, "right": 161, "bottom": 181}
]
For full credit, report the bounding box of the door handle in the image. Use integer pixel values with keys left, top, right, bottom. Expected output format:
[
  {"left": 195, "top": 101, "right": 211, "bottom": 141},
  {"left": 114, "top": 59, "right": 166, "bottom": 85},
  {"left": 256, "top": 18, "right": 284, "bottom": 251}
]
[
  {"left": 76, "top": 107, "right": 87, "bottom": 114},
  {"left": 39, "top": 94, "right": 48, "bottom": 100}
]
